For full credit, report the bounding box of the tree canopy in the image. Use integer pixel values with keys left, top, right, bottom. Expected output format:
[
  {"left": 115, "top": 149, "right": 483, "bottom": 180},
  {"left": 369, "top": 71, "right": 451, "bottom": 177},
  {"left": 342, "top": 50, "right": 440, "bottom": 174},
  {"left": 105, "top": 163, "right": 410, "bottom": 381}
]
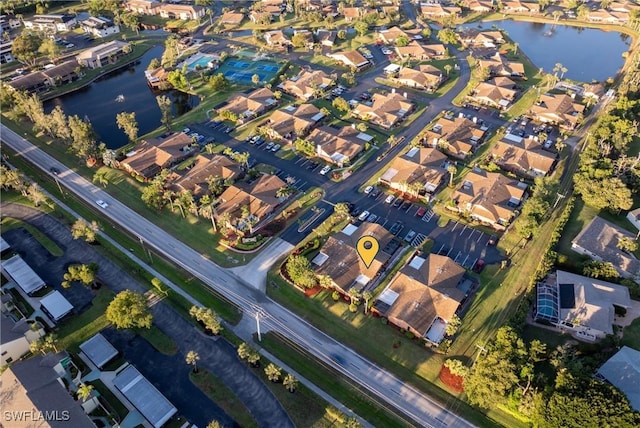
[{"left": 106, "top": 290, "right": 153, "bottom": 329}]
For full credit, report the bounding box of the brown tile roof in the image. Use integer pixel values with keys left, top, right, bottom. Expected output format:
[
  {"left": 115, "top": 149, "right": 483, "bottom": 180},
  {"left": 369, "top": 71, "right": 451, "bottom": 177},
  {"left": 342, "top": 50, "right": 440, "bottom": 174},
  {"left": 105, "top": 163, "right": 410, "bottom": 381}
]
[
  {"left": 220, "top": 11, "right": 244, "bottom": 24},
  {"left": 279, "top": 69, "right": 334, "bottom": 100},
  {"left": 352, "top": 92, "right": 414, "bottom": 128},
  {"left": 470, "top": 77, "right": 517, "bottom": 108},
  {"left": 220, "top": 87, "right": 276, "bottom": 118},
  {"left": 451, "top": 169, "right": 525, "bottom": 225},
  {"left": 343, "top": 7, "right": 361, "bottom": 19},
  {"left": 121, "top": 132, "right": 194, "bottom": 178},
  {"left": 383, "top": 254, "right": 466, "bottom": 335},
  {"left": 307, "top": 126, "right": 366, "bottom": 165},
  {"left": 395, "top": 66, "right": 442, "bottom": 90},
  {"left": 572, "top": 216, "right": 640, "bottom": 276},
  {"left": 421, "top": 4, "right": 461, "bottom": 16},
  {"left": 530, "top": 93, "right": 585, "bottom": 127},
  {"left": 424, "top": 116, "right": 485, "bottom": 158},
  {"left": 395, "top": 41, "right": 430, "bottom": 59},
  {"left": 328, "top": 50, "right": 369, "bottom": 68},
  {"left": 215, "top": 174, "right": 286, "bottom": 224},
  {"left": 479, "top": 53, "right": 525, "bottom": 77},
  {"left": 315, "top": 222, "right": 394, "bottom": 292},
  {"left": 378, "top": 26, "right": 410, "bottom": 44},
  {"left": 267, "top": 103, "right": 323, "bottom": 139},
  {"left": 170, "top": 154, "right": 241, "bottom": 198},
  {"left": 381, "top": 147, "right": 447, "bottom": 192},
  {"left": 491, "top": 135, "right": 556, "bottom": 176}
]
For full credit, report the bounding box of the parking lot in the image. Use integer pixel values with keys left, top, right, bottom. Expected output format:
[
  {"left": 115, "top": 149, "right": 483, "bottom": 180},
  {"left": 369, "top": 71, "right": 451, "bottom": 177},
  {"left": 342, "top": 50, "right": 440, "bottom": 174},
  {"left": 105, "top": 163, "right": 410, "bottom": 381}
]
[{"left": 429, "top": 220, "right": 503, "bottom": 269}]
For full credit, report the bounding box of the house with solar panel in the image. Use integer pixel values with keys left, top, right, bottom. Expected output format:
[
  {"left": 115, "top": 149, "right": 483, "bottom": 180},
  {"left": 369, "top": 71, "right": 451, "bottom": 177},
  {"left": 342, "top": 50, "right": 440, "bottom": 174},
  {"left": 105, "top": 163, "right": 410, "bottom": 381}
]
[{"left": 535, "top": 270, "right": 632, "bottom": 341}]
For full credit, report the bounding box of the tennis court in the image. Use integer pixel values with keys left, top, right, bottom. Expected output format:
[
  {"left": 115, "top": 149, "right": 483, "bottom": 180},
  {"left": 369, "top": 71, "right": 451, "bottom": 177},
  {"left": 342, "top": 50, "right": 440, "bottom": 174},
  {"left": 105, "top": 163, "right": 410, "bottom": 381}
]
[{"left": 216, "top": 58, "right": 283, "bottom": 85}]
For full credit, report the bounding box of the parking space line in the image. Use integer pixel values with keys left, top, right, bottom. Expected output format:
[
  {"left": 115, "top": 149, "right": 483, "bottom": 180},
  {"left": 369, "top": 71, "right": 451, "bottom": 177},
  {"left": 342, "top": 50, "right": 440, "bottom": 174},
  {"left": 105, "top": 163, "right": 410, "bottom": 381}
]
[
  {"left": 477, "top": 233, "right": 484, "bottom": 243},
  {"left": 468, "top": 229, "right": 476, "bottom": 239},
  {"left": 461, "top": 254, "right": 469, "bottom": 266},
  {"left": 297, "top": 181, "right": 307, "bottom": 189},
  {"left": 460, "top": 225, "right": 467, "bottom": 235},
  {"left": 379, "top": 219, "right": 388, "bottom": 228},
  {"left": 451, "top": 221, "right": 459, "bottom": 231},
  {"left": 447, "top": 248, "right": 453, "bottom": 256},
  {"left": 437, "top": 244, "right": 445, "bottom": 254},
  {"left": 300, "top": 160, "right": 310, "bottom": 166},
  {"left": 470, "top": 258, "right": 478, "bottom": 269}
]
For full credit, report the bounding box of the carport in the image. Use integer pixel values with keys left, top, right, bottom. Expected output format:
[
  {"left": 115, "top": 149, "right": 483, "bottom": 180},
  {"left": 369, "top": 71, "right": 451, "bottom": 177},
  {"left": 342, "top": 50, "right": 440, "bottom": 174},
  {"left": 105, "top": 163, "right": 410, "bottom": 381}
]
[
  {"left": 39, "top": 290, "right": 74, "bottom": 321},
  {"left": 80, "top": 333, "right": 118, "bottom": 369},
  {"left": 1, "top": 255, "right": 46, "bottom": 295}
]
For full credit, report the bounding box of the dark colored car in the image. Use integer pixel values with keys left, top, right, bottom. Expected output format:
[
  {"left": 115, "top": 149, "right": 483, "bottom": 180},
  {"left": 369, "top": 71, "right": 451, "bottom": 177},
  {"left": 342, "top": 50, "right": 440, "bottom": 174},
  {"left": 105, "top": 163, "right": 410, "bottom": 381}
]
[
  {"left": 389, "top": 221, "right": 404, "bottom": 236},
  {"left": 49, "top": 167, "right": 60, "bottom": 175},
  {"left": 393, "top": 198, "right": 403, "bottom": 208},
  {"left": 473, "top": 259, "right": 486, "bottom": 273},
  {"left": 488, "top": 234, "right": 498, "bottom": 246}
]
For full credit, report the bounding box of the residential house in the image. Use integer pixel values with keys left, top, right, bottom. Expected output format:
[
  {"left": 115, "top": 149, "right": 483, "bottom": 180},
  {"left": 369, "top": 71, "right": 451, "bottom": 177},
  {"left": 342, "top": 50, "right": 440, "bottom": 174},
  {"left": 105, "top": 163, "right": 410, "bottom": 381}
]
[
  {"left": 422, "top": 43, "right": 447, "bottom": 59},
  {"left": 23, "top": 14, "right": 77, "bottom": 32},
  {"left": 587, "top": 9, "right": 629, "bottom": 23},
  {"left": 395, "top": 41, "right": 430, "bottom": 61},
  {"left": 8, "top": 60, "right": 80, "bottom": 94},
  {"left": 278, "top": 69, "right": 334, "bottom": 100},
  {"left": 259, "top": 0, "right": 285, "bottom": 17},
  {"left": 535, "top": 270, "right": 632, "bottom": 341},
  {"left": 307, "top": 125, "right": 372, "bottom": 167},
  {"left": 312, "top": 222, "right": 395, "bottom": 293},
  {"left": 529, "top": 93, "right": 585, "bottom": 129},
  {"left": 393, "top": 65, "right": 443, "bottom": 91},
  {"left": 264, "top": 103, "right": 324, "bottom": 140},
  {"left": 0, "top": 14, "right": 21, "bottom": 32},
  {"left": 1, "top": 352, "right": 96, "bottom": 427},
  {"left": 351, "top": 92, "right": 414, "bottom": 129},
  {"left": 373, "top": 254, "right": 467, "bottom": 343},
  {"left": 123, "top": 0, "right": 160, "bottom": 15},
  {"left": 571, "top": 216, "right": 640, "bottom": 279},
  {"left": 626, "top": 208, "right": 640, "bottom": 232},
  {"left": 421, "top": 4, "right": 462, "bottom": 17},
  {"left": 158, "top": 4, "right": 205, "bottom": 20},
  {"left": 220, "top": 11, "right": 244, "bottom": 26},
  {"left": 463, "top": 0, "right": 494, "bottom": 12},
  {"left": 490, "top": 133, "right": 556, "bottom": 177},
  {"left": 449, "top": 169, "right": 526, "bottom": 229},
  {"left": 502, "top": 1, "right": 540, "bottom": 13},
  {"left": 597, "top": 346, "right": 640, "bottom": 411},
  {"left": 468, "top": 76, "right": 518, "bottom": 110},
  {"left": 0, "top": 39, "right": 14, "bottom": 64},
  {"left": 249, "top": 11, "right": 272, "bottom": 24},
  {"left": 479, "top": 52, "right": 525, "bottom": 78},
  {"left": 215, "top": 174, "right": 287, "bottom": 232},
  {"left": 327, "top": 50, "right": 370, "bottom": 71},
  {"left": 120, "top": 132, "right": 196, "bottom": 179},
  {"left": 382, "top": 5, "right": 401, "bottom": 17},
  {"left": 219, "top": 87, "right": 278, "bottom": 120},
  {"left": 76, "top": 40, "right": 130, "bottom": 69},
  {"left": 342, "top": 7, "right": 361, "bottom": 22},
  {"left": 292, "top": 29, "right": 315, "bottom": 48},
  {"left": 583, "top": 82, "right": 606, "bottom": 102},
  {"left": 379, "top": 146, "right": 448, "bottom": 195},
  {"left": 263, "top": 30, "right": 291, "bottom": 47},
  {"left": 80, "top": 16, "right": 120, "bottom": 38},
  {"left": 169, "top": 154, "right": 241, "bottom": 198},
  {"left": 316, "top": 29, "right": 336, "bottom": 47},
  {"left": 1, "top": 313, "right": 45, "bottom": 365},
  {"left": 378, "top": 26, "right": 410, "bottom": 45},
  {"left": 144, "top": 66, "right": 169, "bottom": 89},
  {"left": 458, "top": 29, "right": 504, "bottom": 47},
  {"left": 423, "top": 116, "right": 486, "bottom": 159}
]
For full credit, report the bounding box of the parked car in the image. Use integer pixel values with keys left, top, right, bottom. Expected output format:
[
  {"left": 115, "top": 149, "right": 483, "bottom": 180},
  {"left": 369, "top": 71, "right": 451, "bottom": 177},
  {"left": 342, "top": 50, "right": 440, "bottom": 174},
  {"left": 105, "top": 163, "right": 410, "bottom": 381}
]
[
  {"left": 473, "top": 259, "right": 486, "bottom": 273},
  {"left": 271, "top": 144, "right": 281, "bottom": 152},
  {"left": 265, "top": 142, "right": 274, "bottom": 150},
  {"left": 358, "top": 210, "right": 370, "bottom": 221},
  {"left": 370, "top": 189, "right": 380, "bottom": 197},
  {"left": 403, "top": 230, "right": 416, "bottom": 242},
  {"left": 393, "top": 198, "right": 403, "bottom": 208},
  {"left": 364, "top": 185, "right": 374, "bottom": 194},
  {"left": 389, "top": 221, "right": 404, "bottom": 235},
  {"left": 320, "top": 165, "right": 332, "bottom": 175},
  {"left": 488, "top": 234, "right": 498, "bottom": 246},
  {"left": 415, "top": 207, "right": 426, "bottom": 217},
  {"left": 385, "top": 195, "right": 395, "bottom": 204},
  {"left": 367, "top": 213, "right": 378, "bottom": 223}
]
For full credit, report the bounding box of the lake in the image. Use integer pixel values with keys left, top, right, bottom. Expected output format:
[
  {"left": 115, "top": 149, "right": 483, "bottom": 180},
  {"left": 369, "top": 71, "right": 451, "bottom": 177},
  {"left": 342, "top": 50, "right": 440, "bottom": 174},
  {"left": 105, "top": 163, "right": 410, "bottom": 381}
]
[
  {"left": 45, "top": 45, "right": 200, "bottom": 149},
  {"left": 471, "top": 20, "right": 631, "bottom": 82}
]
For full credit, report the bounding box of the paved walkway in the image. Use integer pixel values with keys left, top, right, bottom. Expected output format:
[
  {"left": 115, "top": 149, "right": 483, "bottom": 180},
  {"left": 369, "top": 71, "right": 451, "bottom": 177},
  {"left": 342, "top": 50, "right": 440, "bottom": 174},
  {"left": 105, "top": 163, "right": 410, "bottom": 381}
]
[
  {"left": 229, "top": 238, "right": 294, "bottom": 291},
  {"left": 1, "top": 203, "right": 293, "bottom": 428}
]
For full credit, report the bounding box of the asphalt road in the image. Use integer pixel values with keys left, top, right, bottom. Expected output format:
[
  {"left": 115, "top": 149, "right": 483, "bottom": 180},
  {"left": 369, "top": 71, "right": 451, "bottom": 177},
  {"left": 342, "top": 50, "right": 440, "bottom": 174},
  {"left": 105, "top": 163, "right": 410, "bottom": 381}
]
[{"left": 2, "top": 124, "right": 475, "bottom": 428}]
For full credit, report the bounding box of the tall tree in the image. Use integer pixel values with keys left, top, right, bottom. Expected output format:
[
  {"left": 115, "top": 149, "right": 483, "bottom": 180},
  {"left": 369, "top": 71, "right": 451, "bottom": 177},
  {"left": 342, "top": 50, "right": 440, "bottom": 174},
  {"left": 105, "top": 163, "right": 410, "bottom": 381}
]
[
  {"left": 106, "top": 290, "right": 153, "bottom": 329},
  {"left": 38, "top": 38, "right": 61, "bottom": 62},
  {"left": 62, "top": 263, "right": 99, "bottom": 288},
  {"left": 264, "top": 363, "right": 282, "bottom": 382},
  {"left": 116, "top": 111, "right": 139, "bottom": 142},
  {"left": 11, "top": 32, "right": 41, "bottom": 65},
  {"left": 185, "top": 350, "right": 200, "bottom": 373},
  {"left": 156, "top": 95, "right": 172, "bottom": 130},
  {"left": 71, "top": 219, "right": 100, "bottom": 243}
]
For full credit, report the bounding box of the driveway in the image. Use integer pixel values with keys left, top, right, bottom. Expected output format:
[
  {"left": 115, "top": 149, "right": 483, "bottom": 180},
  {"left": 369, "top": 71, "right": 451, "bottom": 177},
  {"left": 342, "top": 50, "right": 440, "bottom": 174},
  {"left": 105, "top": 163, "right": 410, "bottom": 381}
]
[
  {"left": 1, "top": 203, "right": 293, "bottom": 428},
  {"left": 230, "top": 238, "right": 294, "bottom": 291},
  {"left": 429, "top": 220, "right": 503, "bottom": 268}
]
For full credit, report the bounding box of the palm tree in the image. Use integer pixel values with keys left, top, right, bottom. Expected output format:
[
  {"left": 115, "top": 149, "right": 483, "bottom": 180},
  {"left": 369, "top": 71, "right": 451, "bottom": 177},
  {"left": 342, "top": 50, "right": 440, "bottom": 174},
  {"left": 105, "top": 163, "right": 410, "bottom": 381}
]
[
  {"left": 77, "top": 383, "right": 94, "bottom": 402},
  {"left": 362, "top": 290, "right": 373, "bottom": 314},
  {"left": 283, "top": 373, "right": 298, "bottom": 392},
  {"left": 447, "top": 164, "right": 457, "bottom": 187},
  {"left": 186, "top": 350, "right": 200, "bottom": 373},
  {"left": 348, "top": 288, "right": 360, "bottom": 305},
  {"left": 444, "top": 64, "right": 452, "bottom": 76},
  {"left": 264, "top": 363, "right": 282, "bottom": 382},
  {"left": 276, "top": 186, "right": 295, "bottom": 199},
  {"left": 513, "top": 42, "right": 519, "bottom": 55},
  {"left": 93, "top": 170, "right": 109, "bottom": 188},
  {"left": 199, "top": 195, "right": 217, "bottom": 232},
  {"left": 560, "top": 66, "right": 568, "bottom": 80},
  {"left": 333, "top": 202, "right": 350, "bottom": 218}
]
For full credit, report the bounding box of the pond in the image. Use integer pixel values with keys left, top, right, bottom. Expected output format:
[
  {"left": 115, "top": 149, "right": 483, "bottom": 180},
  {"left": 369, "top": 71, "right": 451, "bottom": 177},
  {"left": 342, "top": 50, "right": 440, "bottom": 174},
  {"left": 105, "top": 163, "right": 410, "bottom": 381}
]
[
  {"left": 45, "top": 45, "right": 200, "bottom": 149},
  {"left": 471, "top": 20, "right": 631, "bottom": 82}
]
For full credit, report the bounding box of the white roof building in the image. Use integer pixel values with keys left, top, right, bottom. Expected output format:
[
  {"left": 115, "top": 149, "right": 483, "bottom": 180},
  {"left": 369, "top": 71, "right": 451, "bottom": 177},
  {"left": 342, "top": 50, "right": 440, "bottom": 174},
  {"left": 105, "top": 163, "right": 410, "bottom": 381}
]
[
  {"left": 1, "top": 255, "right": 46, "bottom": 295},
  {"left": 40, "top": 291, "right": 74, "bottom": 321}
]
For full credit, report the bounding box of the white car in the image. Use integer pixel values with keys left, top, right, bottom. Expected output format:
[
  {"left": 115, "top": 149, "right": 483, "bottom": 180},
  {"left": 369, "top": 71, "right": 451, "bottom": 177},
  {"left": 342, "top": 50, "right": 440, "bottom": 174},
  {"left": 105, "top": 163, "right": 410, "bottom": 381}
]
[
  {"left": 385, "top": 195, "right": 395, "bottom": 204},
  {"left": 358, "top": 210, "right": 370, "bottom": 221},
  {"left": 96, "top": 200, "right": 109, "bottom": 209},
  {"left": 364, "top": 185, "right": 374, "bottom": 194},
  {"left": 319, "top": 165, "right": 331, "bottom": 175},
  {"left": 271, "top": 144, "right": 281, "bottom": 152}
]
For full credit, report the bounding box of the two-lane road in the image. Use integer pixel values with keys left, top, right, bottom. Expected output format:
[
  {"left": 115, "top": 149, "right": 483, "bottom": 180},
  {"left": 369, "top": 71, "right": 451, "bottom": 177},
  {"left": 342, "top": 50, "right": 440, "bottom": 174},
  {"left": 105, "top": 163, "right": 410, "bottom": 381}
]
[{"left": 2, "top": 124, "right": 475, "bottom": 428}]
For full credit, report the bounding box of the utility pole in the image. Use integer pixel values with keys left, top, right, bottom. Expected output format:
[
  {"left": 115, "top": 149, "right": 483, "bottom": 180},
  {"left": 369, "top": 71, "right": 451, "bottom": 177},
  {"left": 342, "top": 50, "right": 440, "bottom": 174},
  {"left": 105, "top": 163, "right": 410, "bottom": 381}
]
[
  {"left": 53, "top": 175, "right": 64, "bottom": 198},
  {"left": 553, "top": 192, "right": 565, "bottom": 209},
  {"left": 139, "top": 236, "right": 153, "bottom": 263}
]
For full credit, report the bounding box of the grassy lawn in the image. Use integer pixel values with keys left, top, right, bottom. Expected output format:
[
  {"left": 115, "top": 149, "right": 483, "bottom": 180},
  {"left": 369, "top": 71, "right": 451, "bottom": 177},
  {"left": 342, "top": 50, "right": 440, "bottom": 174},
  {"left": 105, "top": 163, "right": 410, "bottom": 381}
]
[
  {"left": 138, "top": 325, "right": 178, "bottom": 355},
  {"left": 0, "top": 217, "right": 63, "bottom": 256},
  {"left": 190, "top": 369, "right": 258, "bottom": 428},
  {"left": 621, "top": 318, "right": 640, "bottom": 351},
  {"left": 57, "top": 288, "right": 114, "bottom": 353},
  {"left": 2, "top": 156, "right": 243, "bottom": 326}
]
